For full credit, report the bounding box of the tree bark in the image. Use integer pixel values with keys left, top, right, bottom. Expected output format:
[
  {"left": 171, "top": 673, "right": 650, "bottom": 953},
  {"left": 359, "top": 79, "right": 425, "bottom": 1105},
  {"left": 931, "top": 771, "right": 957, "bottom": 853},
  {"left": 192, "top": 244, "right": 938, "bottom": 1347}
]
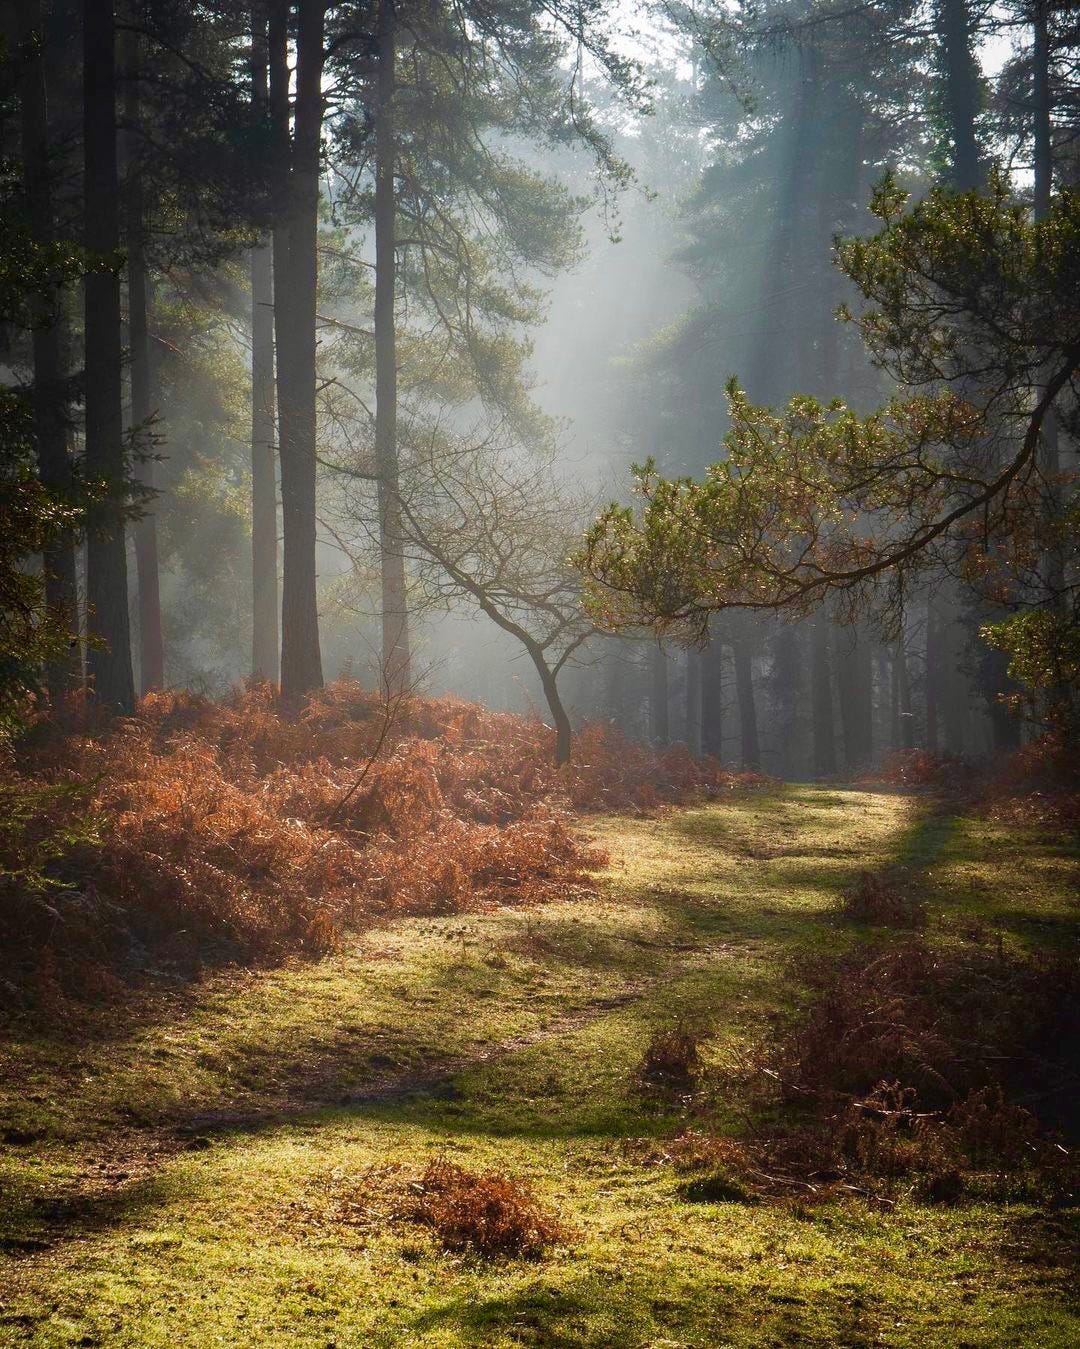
[
  {"left": 936, "top": 0, "right": 981, "bottom": 190},
  {"left": 649, "top": 643, "right": 669, "bottom": 746},
  {"left": 251, "top": 5, "right": 279, "bottom": 682},
  {"left": 83, "top": 0, "right": 135, "bottom": 712},
  {"left": 274, "top": 0, "right": 323, "bottom": 701},
  {"left": 374, "top": 0, "right": 411, "bottom": 691},
  {"left": 684, "top": 647, "right": 701, "bottom": 754},
  {"left": 701, "top": 630, "right": 724, "bottom": 762},
  {"left": 19, "top": 0, "right": 79, "bottom": 700},
  {"left": 732, "top": 635, "right": 759, "bottom": 769},
  {"left": 835, "top": 623, "right": 873, "bottom": 771},
  {"left": 897, "top": 636, "right": 914, "bottom": 750},
  {"left": 925, "top": 598, "right": 940, "bottom": 751},
  {"left": 811, "top": 614, "right": 836, "bottom": 777},
  {"left": 534, "top": 657, "right": 572, "bottom": 766},
  {"left": 123, "top": 25, "right": 164, "bottom": 694}
]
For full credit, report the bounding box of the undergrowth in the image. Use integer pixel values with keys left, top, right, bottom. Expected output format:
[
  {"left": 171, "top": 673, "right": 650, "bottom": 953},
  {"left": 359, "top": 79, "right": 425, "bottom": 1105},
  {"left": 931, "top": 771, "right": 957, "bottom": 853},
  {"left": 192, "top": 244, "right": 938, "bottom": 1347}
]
[
  {"left": 0, "top": 680, "right": 760, "bottom": 1016},
  {"left": 653, "top": 936, "right": 1080, "bottom": 1208}
]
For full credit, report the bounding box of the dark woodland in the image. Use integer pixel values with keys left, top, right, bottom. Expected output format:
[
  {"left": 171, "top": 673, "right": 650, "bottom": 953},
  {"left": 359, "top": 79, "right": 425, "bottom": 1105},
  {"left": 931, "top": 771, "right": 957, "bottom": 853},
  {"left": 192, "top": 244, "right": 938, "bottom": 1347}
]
[{"left": 0, "top": 1, "right": 1078, "bottom": 1343}]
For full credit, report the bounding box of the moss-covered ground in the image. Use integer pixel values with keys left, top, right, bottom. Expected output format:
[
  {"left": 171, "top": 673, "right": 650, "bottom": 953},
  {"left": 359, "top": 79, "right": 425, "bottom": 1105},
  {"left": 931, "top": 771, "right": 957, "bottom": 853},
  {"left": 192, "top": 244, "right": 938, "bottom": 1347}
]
[{"left": 1, "top": 786, "right": 1077, "bottom": 1346}]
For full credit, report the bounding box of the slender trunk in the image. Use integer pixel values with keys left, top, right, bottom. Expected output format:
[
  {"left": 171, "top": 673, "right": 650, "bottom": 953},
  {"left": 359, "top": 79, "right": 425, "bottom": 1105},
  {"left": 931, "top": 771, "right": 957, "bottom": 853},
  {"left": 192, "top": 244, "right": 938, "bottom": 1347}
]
[
  {"left": 701, "top": 630, "right": 723, "bottom": 762},
  {"left": 936, "top": 0, "right": 981, "bottom": 190},
  {"left": 374, "top": 0, "right": 410, "bottom": 690},
  {"left": 897, "top": 636, "right": 914, "bottom": 750},
  {"left": 748, "top": 54, "right": 821, "bottom": 404},
  {"left": 684, "top": 647, "right": 701, "bottom": 754},
  {"left": 649, "top": 643, "right": 669, "bottom": 746},
  {"left": 251, "top": 6, "right": 279, "bottom": 682},
  {"left": 890, "top": 645, "right": 901, "bottom": 750},
  {"left": 1032, "top": 0, "right": 1065, "bottom": 671},
  {"left": 771, "top": 623, "right": 801, "bottom": 778},
  {"left": 83, "top": 0, "right": 134, "bottom": 712},
  {"left": 732, "top": 636, "right": 759, "bottom": 769},
  {"left": 275, "top": 0, "right": 323, "bottom": 701},
  {"left": 534, "top": 658, "right": 572, "bottom": 766},
  {"left": 835, "top": 624, "right": 873, "bottom": 770},
  {"left": 123, "top": 26, "right": 164, "bottom": 694},
  {"left": 1032, "top": 2, "right": 1052, "bottom": 222},
  {"left": 925, "top": 599, "right": 940, "bottom": 751},
  {"left": 19, "top": 0, "right": 79, "bottom": 699},
  {"left": 811, "top": 614, "right": 836, "bottom": 777}
]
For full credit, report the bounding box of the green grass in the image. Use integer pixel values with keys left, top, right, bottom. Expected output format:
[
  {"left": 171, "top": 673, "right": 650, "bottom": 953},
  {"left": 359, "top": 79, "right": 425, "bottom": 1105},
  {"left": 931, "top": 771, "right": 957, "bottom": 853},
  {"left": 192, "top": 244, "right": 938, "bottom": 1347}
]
[{"left": 1, "top": 785, "right": 1077, "bottom": 1346}]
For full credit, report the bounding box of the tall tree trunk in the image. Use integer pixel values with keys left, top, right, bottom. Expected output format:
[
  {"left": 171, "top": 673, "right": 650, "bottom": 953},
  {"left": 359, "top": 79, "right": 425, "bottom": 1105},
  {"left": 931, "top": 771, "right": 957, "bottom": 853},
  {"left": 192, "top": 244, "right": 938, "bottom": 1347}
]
[
  {"left": 684, "top": 647, "right": 701, "bottom": 753},
  {"left": 732, "top": 634, "right": 760, "bottom": 769},
  {"left": 275, "top": 0, "right": 323, "bottom": 701},
  {"left": 1032, "top": 0, "right": 1065, "bottom": 716},
  {"left": 533, "top": 656, "right": 571, "bottom": 766},
  {"left": 925, "top": 598, "right": 940, "bottom": 751},
  {"left": 835, "top": 624, "right": 873, "bottom": 770},
  {"left": 936, "top": 0, "right": 981, "bottom": 190},
  {"left": 897, "top": 636, "right": 914, "bottom": 750},
  {"left": 747, "top": 53, "right": 821, "bottom": 405},
  {"left": 650, "top": 643, "right": 669, "bottom": 746},
  {"left": 811, "top": 615, "right": 836, "bottom": 777},
  {"left": 19, "top": 0, "right": 79, "bottom": 699},
  {"left": 251, "top": 6, "right": 279, "bottom": 682},
  {"left": 771, "top": 623, "right": 802, "bottom": 778},
  {"left": 123, "top": 26, "right": 164, "bottom": 693},
  {"left": 374, "top": 0, "right": 411, "bottom": 690},
  {"left": 701, "top": 629, "right": 724, "bottom": 761},
  {"left": 83, "top": 0, "right": 134, "bottom": 712}
]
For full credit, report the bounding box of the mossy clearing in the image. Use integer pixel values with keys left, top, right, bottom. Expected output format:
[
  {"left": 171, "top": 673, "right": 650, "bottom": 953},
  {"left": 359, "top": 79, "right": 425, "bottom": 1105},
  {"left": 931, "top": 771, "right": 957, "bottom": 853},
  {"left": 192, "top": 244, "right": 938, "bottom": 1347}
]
[{"left": 1, "top": 785, "right": 1077, "bottom": 1346}]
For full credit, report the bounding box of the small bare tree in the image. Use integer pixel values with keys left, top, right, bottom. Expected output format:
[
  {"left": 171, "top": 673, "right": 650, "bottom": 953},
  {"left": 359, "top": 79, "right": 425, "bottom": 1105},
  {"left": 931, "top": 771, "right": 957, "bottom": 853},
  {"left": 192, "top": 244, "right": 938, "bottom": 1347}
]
[
  {"left": 397, "top": 427, "right": 596, "bottom": 765},
  {"left": 328, "top": 418, "right": 595, "bottom": 765}
]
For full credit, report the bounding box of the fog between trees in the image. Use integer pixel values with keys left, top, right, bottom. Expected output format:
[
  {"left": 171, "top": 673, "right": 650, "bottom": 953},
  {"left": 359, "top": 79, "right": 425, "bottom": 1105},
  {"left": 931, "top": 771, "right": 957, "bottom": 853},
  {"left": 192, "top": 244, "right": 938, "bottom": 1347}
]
[{"left": 4, "top": 0, "right": 1078, "bottom": 775}]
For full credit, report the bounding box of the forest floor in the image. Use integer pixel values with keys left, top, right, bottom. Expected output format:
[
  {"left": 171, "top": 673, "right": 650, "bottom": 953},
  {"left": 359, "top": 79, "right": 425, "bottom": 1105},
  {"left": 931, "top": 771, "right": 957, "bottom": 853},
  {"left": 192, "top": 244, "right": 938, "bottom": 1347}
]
[{"left": 0, "top": 785, "right": 1077, "bottom": 1347}]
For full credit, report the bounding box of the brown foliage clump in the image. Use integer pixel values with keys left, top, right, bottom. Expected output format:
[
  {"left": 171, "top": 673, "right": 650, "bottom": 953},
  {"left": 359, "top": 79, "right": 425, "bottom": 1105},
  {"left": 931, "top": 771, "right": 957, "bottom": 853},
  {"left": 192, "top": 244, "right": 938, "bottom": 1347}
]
[
  {"left": 751, "top": 939, "right": 1080, "bottom": 1203},
  {"left": 835, "top": 870, "right": 927, "bottom": 928},
  {"left": 637, "top": 1023, "right": 705, "bottom": 1093},
  {"left": 870, "top": 749, "right": 973, "bottom": 790},
  {"left": 981, "top": 731, "right": 1080, "bottom": 832},
  {"left": 1, "top": 681, "right": 762, "bottom": 1013},
  {"left": 774, "top": 939, "right": 1080, "bottom": 1122},
  {"left": 406, "top": 1157, "right": 568, "bottom": 1258}
]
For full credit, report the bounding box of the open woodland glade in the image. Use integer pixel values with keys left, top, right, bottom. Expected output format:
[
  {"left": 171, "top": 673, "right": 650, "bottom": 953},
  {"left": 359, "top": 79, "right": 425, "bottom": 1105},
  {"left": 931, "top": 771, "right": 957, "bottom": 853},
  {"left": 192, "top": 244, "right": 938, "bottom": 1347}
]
[{"left": 0, "top": 0, "right": 1078, "bottom": 1345}]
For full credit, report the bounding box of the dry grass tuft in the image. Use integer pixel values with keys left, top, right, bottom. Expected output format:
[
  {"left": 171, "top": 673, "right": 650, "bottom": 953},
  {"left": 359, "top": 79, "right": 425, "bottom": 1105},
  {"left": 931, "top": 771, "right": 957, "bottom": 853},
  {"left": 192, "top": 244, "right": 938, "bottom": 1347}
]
[
  {"left": 406, "top": 1156, "right": 569, "bottom": 1258},
  {"left": 638, "top": 1023, "right": 704, "bottom": 1094},
  {"left": 835, "top": 870, "right": 927, "bottom": 928}
]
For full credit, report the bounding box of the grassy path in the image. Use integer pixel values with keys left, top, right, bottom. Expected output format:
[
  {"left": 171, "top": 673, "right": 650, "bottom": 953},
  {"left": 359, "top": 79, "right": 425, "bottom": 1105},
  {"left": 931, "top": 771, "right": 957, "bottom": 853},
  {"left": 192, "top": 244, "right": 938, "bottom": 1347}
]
[{"left": 1, "top": 786, "right": 1077, "bottom": 1346}]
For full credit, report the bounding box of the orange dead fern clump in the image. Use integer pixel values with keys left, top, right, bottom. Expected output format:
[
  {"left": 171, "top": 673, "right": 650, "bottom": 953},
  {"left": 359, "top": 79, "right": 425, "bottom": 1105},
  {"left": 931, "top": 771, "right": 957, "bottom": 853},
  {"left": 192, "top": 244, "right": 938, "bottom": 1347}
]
[
  {"left": 1, "top": 680, "right": 761, "bottom": 1007},
  {"left": 407, "top": 1156, "right": 569, "bottom": 1258}
]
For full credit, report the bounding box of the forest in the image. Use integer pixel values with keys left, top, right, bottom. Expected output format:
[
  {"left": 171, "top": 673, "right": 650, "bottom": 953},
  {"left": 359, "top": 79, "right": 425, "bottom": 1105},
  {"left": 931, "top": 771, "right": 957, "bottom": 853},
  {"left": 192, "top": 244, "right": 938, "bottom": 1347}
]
[{"left": 0, "top": 0, "right": 1078, "bottom": 1344}]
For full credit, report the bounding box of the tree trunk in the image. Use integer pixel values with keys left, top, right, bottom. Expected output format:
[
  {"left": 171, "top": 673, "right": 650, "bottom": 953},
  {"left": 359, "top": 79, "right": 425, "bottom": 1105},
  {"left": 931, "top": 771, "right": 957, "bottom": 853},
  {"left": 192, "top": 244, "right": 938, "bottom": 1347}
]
[
  {"left": 701, "top": 630, "right": 724, "bottom": 761},
  {"left": 732, "top": 636, "right": 759, "bottom": 769},
  {"left": 770, "top": 623, "right": 802, "bottom": 778},
  {"left": 83, "top": 0, "right": 135, "bottom": 712},
  {"left": 19, "top": 0, "right": 79, "bottom": 700},
  {"left": 897, "top": 636, "right": 914, "bottom": 750},
  {"left": 684, "top": 647, "right": 701, "bottom": 754},
  {"left": 649, "top": 643, "right": 669, "bottom": 746},
  {"left": 835, "top": 623, "right": 873, "bottom": 771},
  {"left": 123, "top": 26, "right": 164, "bottom": 694},
  {"left": 251, "top": 6, "right": 279, "bottom": 682},
  {"left": 274, "top": 0, "right": 323, "bottom": 701},
  {"left": 811, "top": 615, "right": 836, "bottom": 777},
  {"left": 535, "top": 659, "right": 572, "bottom": 766},
  {"left": 374, "top": 0, "right": 411, "bottom": 691},
  {"left": 936, "top": 0, "right": 981, "bottom": 190},
  {"left": 925, "top": 599, "right": 940, "bottom": 751}
]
